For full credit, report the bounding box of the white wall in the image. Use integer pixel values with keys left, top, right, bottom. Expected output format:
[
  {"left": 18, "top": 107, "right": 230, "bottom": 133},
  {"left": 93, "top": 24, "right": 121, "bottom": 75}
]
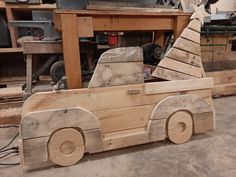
[{"left": 211, "top": 0, "right": 234, "bottom": 13}]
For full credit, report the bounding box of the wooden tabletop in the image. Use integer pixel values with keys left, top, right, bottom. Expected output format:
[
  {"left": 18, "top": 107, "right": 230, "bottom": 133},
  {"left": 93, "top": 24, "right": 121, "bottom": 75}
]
[{"left": 54, "top": 9, "right": 192, "bottom": 16}]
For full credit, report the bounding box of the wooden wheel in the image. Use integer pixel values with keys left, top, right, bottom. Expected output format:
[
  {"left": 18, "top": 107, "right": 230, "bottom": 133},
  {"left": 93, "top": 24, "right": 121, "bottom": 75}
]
[
  {"left": 167, "top": 111, "right": 193, "bottom": 144},
  {"left": 48, "top": 128, "right": 84, "bottom": 167}
]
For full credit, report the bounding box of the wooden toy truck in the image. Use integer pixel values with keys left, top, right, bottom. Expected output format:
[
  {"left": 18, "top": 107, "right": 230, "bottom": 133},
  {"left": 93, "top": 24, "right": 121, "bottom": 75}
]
[{"left": 19, "top": 6, "right": 215, "bottom": 168}]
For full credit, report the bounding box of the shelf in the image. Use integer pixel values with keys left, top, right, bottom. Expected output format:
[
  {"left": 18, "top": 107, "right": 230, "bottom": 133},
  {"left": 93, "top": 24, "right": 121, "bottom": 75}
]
[
  {"left": 0, "top": 2, "right": 56, "bottom": 10},
  {"left": 0, "top": 48, "right": 23, "bottom": 53},
  {"left": 5, "top": 3, "right": 56, "bottom": 10}
]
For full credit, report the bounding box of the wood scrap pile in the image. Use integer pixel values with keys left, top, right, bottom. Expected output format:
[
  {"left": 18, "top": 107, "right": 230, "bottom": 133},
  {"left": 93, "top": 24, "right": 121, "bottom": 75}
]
[{"left": 0, "top": 87, "right": 23, "bottom": 125}]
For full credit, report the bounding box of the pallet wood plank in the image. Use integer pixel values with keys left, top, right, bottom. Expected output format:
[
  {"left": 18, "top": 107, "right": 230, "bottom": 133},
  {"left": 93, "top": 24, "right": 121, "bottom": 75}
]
[
  {"left": 22, "top": 82, "right": 212, "bottom": 117},
  {"left": 93, "top": 104, "right": 154, "bottom": 134},
  {"left": 148, "top": 119, "right": 166, "bottom": 142},
  {"left": 166, "top": 47, "right": 201, "bottom": 67},
  {"left": 98, "top": 47, "right": 143, "bottom": 63},
  {"left": 152, "top": 67, "right": 197, "bottom": 80},
  {"left": 151, "top": 94, "right": 214, "bottom": 120},
  {"left": 158, "top": 57, "right": 202, "bottom": 78},
  {"left": 207, "top": 70, "right": 236, "bottom": 85},
  {"left": 180, "top": 28, "right": 200, "bottom": 44},
  {"left": 84, "top": 129, "right": 104, "bottom": 153},
  {"left": 21, "top": 107, "right": 101, "bottom": 139},
  {"left": 103, "top": 128, "right": 150, "bottom": 151},
  {"left": 187, "top": 19, "right": 201, "bottom": 32},
  {"left": 173, "top": 37, "right": 201, "bottom": 56},
  {"left": 21, "top": 137, "right": 49, "bottom": 165},
  {"left": 89, "top": 62, "right": 144, "bottom": 88},
  {"left": 193, "top": 112, "right": 215, "bottom": 134},
  {"left": 145, "top": 78, "right": 213, "bottom": 95},
  {"left": 61, "top": 14, "right": 82, "bottom": 89}
]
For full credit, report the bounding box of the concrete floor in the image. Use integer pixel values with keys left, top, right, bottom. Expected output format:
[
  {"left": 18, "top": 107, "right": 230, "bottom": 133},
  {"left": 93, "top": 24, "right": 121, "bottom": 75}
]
[{"left": 1, "top": 96, "right": 236, "bottom": 177}]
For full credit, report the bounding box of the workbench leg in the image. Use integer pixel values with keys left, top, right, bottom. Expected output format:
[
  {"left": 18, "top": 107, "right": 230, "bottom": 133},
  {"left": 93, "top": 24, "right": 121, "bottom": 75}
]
[
  {"left": 6, "top": 7, "right": 18, "bottom": 48},
  {"left": 154, "top": 30, "right": 165, "bottom": 47},
  {"left": 61, "top": 14, "right": 82, "bottom": 89},
  {"left": 174, "top": 15, "right": 190, "bottom": 40},
  {"left": 26, "top": 54, "right": 33, "bottom": 94}
]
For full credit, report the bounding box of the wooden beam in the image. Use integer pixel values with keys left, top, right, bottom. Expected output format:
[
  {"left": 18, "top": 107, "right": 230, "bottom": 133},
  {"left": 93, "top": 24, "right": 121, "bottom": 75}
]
[
  {"left": 152, "top": 67, "right": 197, "bottom": 80},
  {"left": 145, "top": 78, "right": 213, "bottom": 95},
  {"left": 22, "top": 83, "right": 212, "bottom": 118},
  {"left": 158, "top": 57, "right": 202, "bottom": 78},
  {"left": 165, "top": 47, "right": 202, "bottom": 67},
  {"left": 61, "top": 14, "right": 82, "bottom": 89},
  {"left": 92, "top": 16, "right": 173, "bottom": 31},
  {"left": 89, "top": 62, "right": 144, "bottom": 88},
  {"left": 23, "top": 41, "right": 63, "bottom": 54},
  {"left": 174, "top": 15, "right": 190, "bottom": 40}
]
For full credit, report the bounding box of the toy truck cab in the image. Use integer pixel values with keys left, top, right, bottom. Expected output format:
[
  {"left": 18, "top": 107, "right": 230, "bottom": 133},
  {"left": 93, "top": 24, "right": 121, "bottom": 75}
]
[{"left": 19, "top": 8, "right": 215, "bottom": 168}]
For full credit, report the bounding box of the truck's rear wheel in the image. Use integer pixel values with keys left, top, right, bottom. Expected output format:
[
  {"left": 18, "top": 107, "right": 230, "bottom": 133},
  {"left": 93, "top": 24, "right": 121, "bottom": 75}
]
[
  {"left": 48, "top": 128, "right": 84, "bottom": 166},
  {"left": 167, "top": 111, "right": 193, "bottom": 144}
]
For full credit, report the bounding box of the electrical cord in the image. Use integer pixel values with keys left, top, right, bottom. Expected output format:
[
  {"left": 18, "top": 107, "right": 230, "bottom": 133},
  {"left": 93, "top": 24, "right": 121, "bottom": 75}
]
[
  {"left": 0, "top": 151, "right": 18, "bottom": 159},
  {"left": 0, "top": 125, "right": 19, "bottom": 129},
  {"left": 0, "top": 126, "right": 20, "bottom": 167},
  {"left": 0, "top": 162, "right": 20, "bottom": 166},
  {"left": 0, "top": 146, "right": 19, "bottom": 153},
  {"left": 0, "top": 133, "right": 19, "bottom": 152}
]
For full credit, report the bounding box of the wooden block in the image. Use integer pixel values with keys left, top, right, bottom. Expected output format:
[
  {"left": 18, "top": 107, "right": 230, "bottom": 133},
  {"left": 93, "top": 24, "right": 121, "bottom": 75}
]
[
  {"left": 103, "top": 128, "right": 149, "bottom": 151},
  {"left": 193, "top": 112, "right": 215, "bottom": 133},
  {"left": 187, "top": 19, "right": 201, "bottom": 32},
  {"left": 77, "top": 17, "right": 94, "bottom": 37},
  {"left": 152, "top": 67, "right": 197, "bottom": 80},
  {"left": 211, "top": 83, "right": 236, "bottom": 96},
  {"left": 158, "top": 57, "right": 202, "bottom": 78},
  {"left": 23, "top": 41, "right": 63, "bottom": 54},
  {"left": 151, "top": 94, "right": 213, "bottom": 120},
  {"left": 166, "top": 47, "right": 202, "bottom": 67},
  {"left": 173, "top": 37, "right": 201, "bottom": 56},
  {"left": 206, "top": 70, "right": 236, "bottom": 85},
  {"left": 181, "top": 28, "right": 200, "bottom": 44},
  {"left": 145, "top": 78, "right": 213, "bottom": 95},
  {"left": 84, "top": 129, "right": 104, "bottom": 153},
  {"left": 89, "top": 62, "right": 144, "bottom": 88},
  {"left": 21, "top": 107, "right": 101, "bottom": 139},
  {"left": 21, "top": 137, "right": 49, "bottom": 165},
  {"left": 148, "top": 119, "right": 166, "bottom": 142}
]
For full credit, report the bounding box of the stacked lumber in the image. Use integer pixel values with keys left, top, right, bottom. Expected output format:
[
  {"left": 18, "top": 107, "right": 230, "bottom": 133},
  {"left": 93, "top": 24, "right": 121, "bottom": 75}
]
[
  {"left": 152, "top": 5, "right": 207, "bottom": 80},
  {"left": 0, "top": 87, "right": 23, "bottom": 125},
  {"left": 206, "top": 69, "right": 236, "bottom": 96}
]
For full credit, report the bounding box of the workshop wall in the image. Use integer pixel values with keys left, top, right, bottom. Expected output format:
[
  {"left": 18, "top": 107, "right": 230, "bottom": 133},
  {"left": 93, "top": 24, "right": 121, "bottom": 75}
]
[{"left": 211, "top": 0, "right": 235, "bottom": 13}]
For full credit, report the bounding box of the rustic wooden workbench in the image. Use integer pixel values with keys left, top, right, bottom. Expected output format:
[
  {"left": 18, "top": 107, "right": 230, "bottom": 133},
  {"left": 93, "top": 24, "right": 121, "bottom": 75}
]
[
  {"left": 53, "top": 10, "right": 191, "bottom": 89},
  {"left": 23, "top": 41, "right": 63, "bottom": 94}
]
